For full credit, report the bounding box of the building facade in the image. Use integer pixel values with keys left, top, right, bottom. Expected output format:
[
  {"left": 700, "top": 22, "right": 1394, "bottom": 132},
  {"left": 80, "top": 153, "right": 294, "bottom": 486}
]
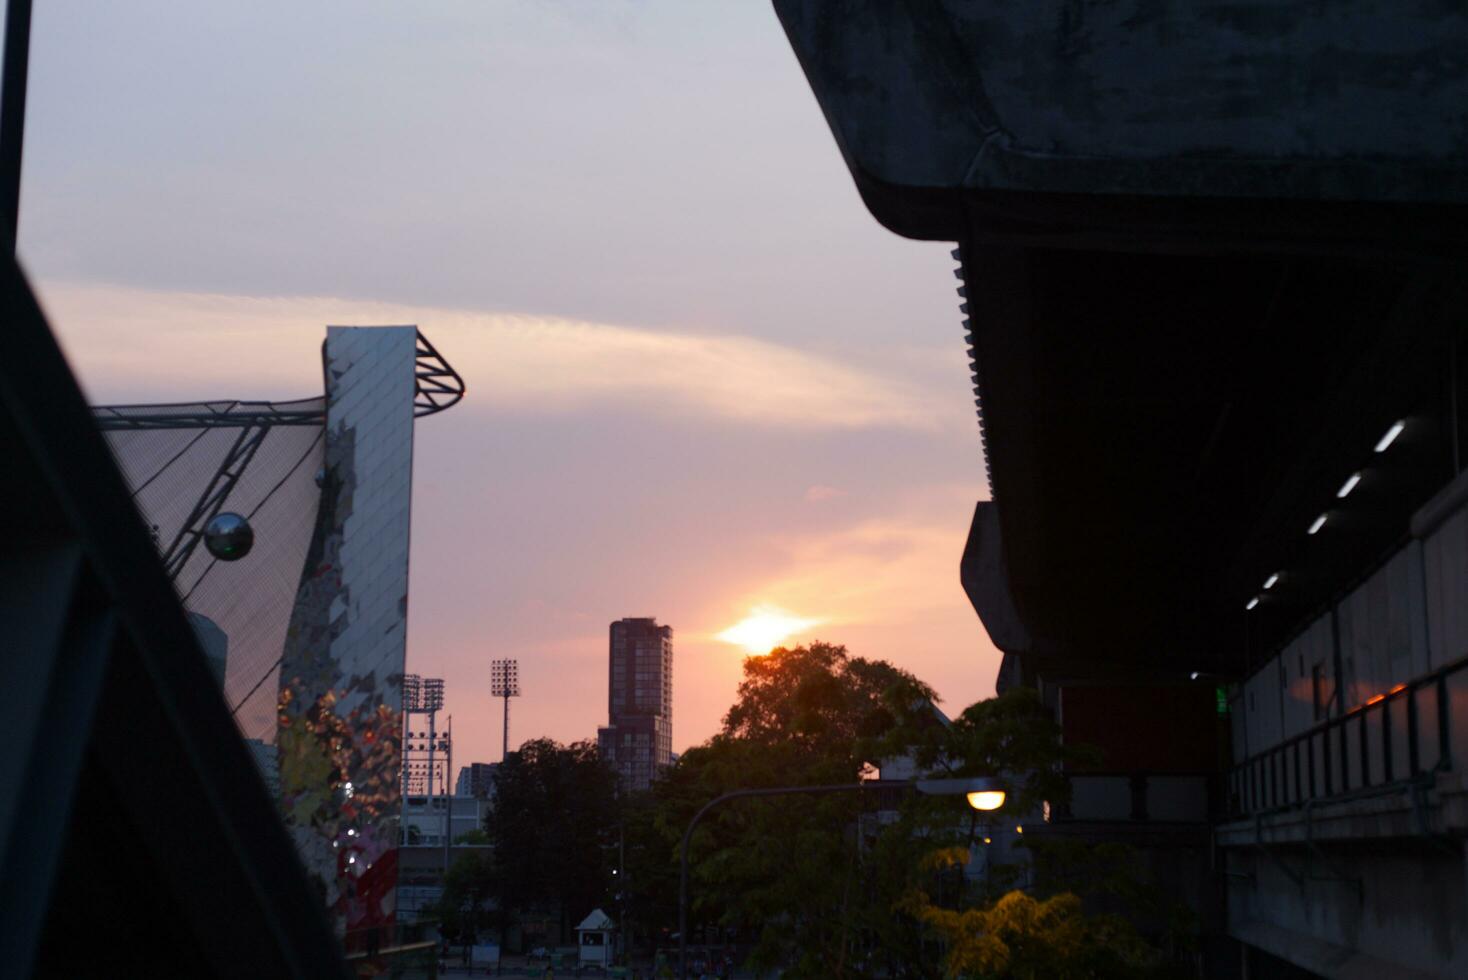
[
  {"left": 397, "top": 794, "right": 493, "bottom": 924},
  {"left": 597, "top": 617, "right": 674, "bottom": 791},
  {"left": 456, "top": 762, "right": 498, "bottom": 800}
]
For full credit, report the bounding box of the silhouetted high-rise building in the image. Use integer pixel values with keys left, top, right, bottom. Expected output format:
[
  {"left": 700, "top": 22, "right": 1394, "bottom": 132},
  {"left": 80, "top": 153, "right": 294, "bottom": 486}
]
[
  {"left": 596, "top": 617, "right": 673, "bottom": 791},
  {"left": 455, "top": 762, "right": 498, "bottom": 800}
]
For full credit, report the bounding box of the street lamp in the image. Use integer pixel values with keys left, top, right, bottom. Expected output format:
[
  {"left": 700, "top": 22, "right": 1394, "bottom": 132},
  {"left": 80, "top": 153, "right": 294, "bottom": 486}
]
[
  {"left": 915, "top": 776, "right": 1006, "bottom": 812},
  {"left": 676, "top": 776, "right": 1004, "bottom": 978}
]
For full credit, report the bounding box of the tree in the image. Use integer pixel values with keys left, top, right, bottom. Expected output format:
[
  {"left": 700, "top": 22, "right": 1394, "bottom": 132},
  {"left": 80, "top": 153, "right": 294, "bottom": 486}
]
[
  {"left": 432, "top": 848, "right": 496, "bottom": 944},
  {"left": 647, "top": 642, "right": 936, "bottom": 977},
  {"left": 878, "top": 685, "right": 1090, "bottom": 820},
  {"left": 618, "top": 645, "right": 1187, "bottom": 977},
  {"left": 907, "top": 876, "right": 1156, "bottom": 980},
  {"left": 487, "top": 738, "right": 618, "bottom": 946}
]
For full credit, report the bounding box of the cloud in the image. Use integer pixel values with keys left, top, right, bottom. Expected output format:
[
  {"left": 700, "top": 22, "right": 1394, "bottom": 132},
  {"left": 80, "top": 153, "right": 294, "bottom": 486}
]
[
  {"left": 708, "top": 483, "right": 988, "bottom": 635},
  {"left": 687, "top": 481, "right": 999, "bottom": 716},
  {"left": 804, "top": 484, "right": 846, "bottom": 502},
  {"left": 36, "top": 280, "right": 952, "bottom": 431}
]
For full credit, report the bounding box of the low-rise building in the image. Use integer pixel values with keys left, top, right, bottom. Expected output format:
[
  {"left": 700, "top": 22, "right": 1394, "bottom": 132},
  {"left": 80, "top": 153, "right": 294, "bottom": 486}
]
[{"left": 401, "top": 794, "right": 488, "bottom": 847}]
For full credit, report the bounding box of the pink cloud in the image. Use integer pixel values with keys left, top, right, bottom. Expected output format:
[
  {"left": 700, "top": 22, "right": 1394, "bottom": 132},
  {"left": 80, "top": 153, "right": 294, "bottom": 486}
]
[{"left": 804, "top": 484, "right": 846, "bottom": 503}]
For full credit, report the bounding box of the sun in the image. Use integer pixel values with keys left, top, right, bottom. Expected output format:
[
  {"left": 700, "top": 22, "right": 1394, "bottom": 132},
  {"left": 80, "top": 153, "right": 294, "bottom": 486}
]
[{"left": 717, "top": 606, "right": 823, "bottom": 655}]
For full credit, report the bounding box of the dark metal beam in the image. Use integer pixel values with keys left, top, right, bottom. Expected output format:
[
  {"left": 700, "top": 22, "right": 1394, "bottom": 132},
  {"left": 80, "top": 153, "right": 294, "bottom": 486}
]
[
  {"left": 93, "top": 402, "right": 325, "bottom": 431},
  {"left": 414, "top": 329, "right": 466, "bottom": 416},
  {"left": 160, "top": 422, "right": 269, "bottom": 579},
  {"left": 0, "top": 253, "right": 350, "bottom": 978},
  {"left": 0, "top": 0, "right": 32, "bottom": 248}
]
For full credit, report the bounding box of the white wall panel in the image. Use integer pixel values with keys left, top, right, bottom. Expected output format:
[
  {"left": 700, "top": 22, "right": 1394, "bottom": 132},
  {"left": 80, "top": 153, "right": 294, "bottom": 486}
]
[
  {"left": 1424, "top": 507, "right": 1468, "bottom": 668},
  {"left": 1241, "top": 658, "right": 1283, "bottom": 762},
  {"left": 1280, "top": 616, "right": 1335, "bottom": 740},
  {"left": 1337, "top": 544, "right": 1428, "bottom": 709}
]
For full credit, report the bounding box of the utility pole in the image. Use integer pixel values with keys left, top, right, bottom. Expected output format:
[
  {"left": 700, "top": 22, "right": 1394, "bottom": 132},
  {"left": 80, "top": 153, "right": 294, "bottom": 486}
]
[
  {"left": 442, "top": 715, "right": 453, "bottom": 882},
  {"left": 618, "top": 810, "right": 627, "bottom": 966},
  {"left": 489, "top": 660, "right": 520, "bottom": 761}
]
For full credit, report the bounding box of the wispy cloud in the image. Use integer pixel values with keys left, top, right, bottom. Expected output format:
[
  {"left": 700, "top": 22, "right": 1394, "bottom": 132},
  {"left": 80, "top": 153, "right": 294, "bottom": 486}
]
[
  {"left": 705, "top": 483, "right": 988, "bottom": 636},
  {"left": 36, "top": 281, "right": 954, "bottom": 431},
  {"left": 804, "top": 484, "right": 846, "bottom": 502}
]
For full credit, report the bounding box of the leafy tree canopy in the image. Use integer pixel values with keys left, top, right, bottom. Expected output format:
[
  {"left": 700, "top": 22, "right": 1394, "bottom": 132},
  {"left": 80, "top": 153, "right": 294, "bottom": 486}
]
[{"left": 488, "top": 737, "right": 617, "bottom": 943}]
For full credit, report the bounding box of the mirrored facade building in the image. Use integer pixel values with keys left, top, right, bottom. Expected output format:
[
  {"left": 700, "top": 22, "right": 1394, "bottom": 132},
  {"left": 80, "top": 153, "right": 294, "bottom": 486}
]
[{"left": 93, "top": 324, "right": 463, "bottom": 939}]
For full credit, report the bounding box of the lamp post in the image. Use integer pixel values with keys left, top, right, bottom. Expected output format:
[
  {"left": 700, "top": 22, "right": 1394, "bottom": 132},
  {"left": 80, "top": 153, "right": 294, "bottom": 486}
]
[{"left": 676, "top": 776, "right": 1004, "bottom": 978}]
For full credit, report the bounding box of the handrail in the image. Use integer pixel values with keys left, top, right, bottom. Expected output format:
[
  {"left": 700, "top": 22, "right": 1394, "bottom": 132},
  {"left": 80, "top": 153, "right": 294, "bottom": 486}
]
[{"left": 1227, "top": 653, "right": 1468, "bottom": 817}]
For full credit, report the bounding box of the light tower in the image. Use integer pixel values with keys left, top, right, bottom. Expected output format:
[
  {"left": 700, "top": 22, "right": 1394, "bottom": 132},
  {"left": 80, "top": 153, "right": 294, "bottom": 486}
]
[
  {"left": 422, "top": 677, "right": 445, "bottom": 804},
  {"left": 401, "top": 673, "right": 446, "bottom": 797},
  {"left": 489, "top": 659, "right": 520, "bottom": 762}
]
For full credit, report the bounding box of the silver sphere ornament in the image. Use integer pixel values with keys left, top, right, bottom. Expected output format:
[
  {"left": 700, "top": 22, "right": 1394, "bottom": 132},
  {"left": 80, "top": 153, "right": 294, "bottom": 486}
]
[{"left": 203, "top": 512, "right": 254, "bottom": 561}]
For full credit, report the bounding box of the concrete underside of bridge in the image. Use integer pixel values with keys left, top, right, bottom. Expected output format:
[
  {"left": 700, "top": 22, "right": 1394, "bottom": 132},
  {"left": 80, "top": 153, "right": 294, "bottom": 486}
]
[{"left": 774, "top": 2, "right": 1468, "bottom": 975}]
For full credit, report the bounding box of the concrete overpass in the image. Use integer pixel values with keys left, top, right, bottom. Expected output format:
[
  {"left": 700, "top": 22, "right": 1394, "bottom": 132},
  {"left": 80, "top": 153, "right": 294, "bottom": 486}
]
[{"left": 773, "top": 2, "right": 1468, "bottom": 976}]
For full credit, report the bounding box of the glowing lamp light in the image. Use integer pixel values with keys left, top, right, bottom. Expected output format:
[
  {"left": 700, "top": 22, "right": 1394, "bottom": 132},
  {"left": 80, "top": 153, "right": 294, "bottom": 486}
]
[
  {"left": 1263, "top": 573, "right": 1279, "bottom": 590},
  {"left": 1337, "top": 472, "right": 1361, "bottom": 498},
  {"left": 916, "top": 776, "right": 1006, "bottom": 812},
  {"left": 968, "top": 790, "right": 1006, "bottom": 811},
  {"left": 1308, "top": 514, "right": 1327, "bottom": 535},
  {"left": 1375, "top": 420, "right": 1405, "bottom": 453},
  {"left": 1245, "top": 597, "right": 1260, "bottom": 611}
]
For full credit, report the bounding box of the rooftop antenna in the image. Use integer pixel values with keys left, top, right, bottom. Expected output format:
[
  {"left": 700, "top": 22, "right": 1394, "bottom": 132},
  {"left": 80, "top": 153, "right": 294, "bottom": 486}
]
[{"left": 489, "top": 659, "right": 520, "bottom": 762}]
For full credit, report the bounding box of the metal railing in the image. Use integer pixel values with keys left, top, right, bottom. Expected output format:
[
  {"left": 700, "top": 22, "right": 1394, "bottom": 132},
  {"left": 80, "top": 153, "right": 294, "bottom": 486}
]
[{"left": 1228, "top": 654, "right": 1468, "bottom": 817}]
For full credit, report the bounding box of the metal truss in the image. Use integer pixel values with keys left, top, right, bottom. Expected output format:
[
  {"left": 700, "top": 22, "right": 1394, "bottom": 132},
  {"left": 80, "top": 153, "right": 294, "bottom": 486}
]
[
  {"left": 92, "top": 328, "right": 462, "bottom": 584},
  {"left": 414, "top": 329, "right": 465, "bottom": 416},
  {"left": 93, "top": 399, "right": 325, "bottom": 431},
  {"left": 159, "top": 421, "right": 270, "bottom": 579},
  {"left": 92, "top": 399, "right": 323, "bottom": 584}
]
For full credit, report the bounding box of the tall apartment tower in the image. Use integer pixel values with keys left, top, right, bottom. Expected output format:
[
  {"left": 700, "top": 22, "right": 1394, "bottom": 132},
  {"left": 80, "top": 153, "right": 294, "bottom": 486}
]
[{"left": 596, "top": 617, "right": 673, "bottom": 791}]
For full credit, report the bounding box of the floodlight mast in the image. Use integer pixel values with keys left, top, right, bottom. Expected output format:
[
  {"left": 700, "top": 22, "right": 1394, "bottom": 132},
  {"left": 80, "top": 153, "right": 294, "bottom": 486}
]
[
  {"left": 489, "top": 659, "right": 520, "bottom": 762},
  {"left": 401, "top": 673, "right": 446, "bottom": 798}
]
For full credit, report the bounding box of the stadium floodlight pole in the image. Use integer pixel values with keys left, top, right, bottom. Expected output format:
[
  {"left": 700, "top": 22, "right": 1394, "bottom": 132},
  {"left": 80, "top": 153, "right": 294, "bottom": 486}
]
[
  {"left": 1, "top": 0, "right": 33, "bottom": 249},
  {"left": 676, "top": 776, "right": 1004, "bottom": 979},
  {"left": 489, "top": 659, "right": 520, "bottom": 762}
]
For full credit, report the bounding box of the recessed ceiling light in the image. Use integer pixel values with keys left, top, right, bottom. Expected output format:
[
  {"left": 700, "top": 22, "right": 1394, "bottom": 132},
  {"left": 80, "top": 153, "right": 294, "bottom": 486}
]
[
  {"left": 1308, "top": 514, "right": 1327, "bottom": 535},
  {"left": 1263, "top": 573, "right": 1279, "bottom": 590},
  {"left": 1374, "top": 420, "right": 1405, "bottom": 453},
  {"left": 1246, "top": 597, "right": 1260, "bottom": 611},
  {"left": 1337, "top": 473, "right": 1361, "bottom": 498}
]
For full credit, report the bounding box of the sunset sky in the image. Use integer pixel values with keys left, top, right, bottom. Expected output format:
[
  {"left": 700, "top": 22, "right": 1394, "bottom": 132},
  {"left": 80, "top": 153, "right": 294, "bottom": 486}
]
[{"left": 20, "top": 1, "right": 999, "bottom": 762}]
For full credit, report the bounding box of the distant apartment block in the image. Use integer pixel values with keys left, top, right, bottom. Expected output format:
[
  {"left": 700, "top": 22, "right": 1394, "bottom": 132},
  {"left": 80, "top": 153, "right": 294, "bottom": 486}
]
[
  {"left": 455, "top": 762, "right": 498, "bottom": 799},
  {"left": 597, "top": 617, "right": 673, "bottom": 791}
]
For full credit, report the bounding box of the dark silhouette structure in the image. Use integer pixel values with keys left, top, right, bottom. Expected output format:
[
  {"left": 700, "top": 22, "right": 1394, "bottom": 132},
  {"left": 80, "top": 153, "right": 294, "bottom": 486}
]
[
  {"left": 0, "top": 255, "right": 353, "bottom": 977},
  {"left": 775, "top": 2, "right": 1468, "bottom": 975}
]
